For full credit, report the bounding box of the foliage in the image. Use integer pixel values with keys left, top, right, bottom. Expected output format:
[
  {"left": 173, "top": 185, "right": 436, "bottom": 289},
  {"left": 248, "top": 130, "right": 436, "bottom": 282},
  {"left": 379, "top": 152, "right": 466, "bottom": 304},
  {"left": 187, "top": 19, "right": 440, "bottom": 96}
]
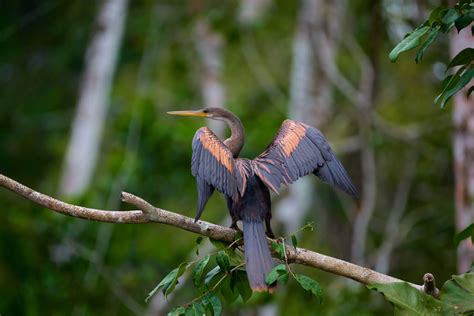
[
  {"left": 368, "top": 272, "right": 474, "bottom": 315},
  {"left": 147, "top": 227, "right": 322, "bottom": 315},
  {"left": 389, "top": 0, "right": 474, "bottom": 108},
  {"left": 454, "top": 223, "right": 474, "bottom": 247}
]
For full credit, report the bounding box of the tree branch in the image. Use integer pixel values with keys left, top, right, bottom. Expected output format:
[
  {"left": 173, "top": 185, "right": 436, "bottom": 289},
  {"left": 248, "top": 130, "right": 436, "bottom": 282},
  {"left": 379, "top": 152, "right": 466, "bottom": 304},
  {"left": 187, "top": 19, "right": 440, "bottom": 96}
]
[{"left": 0, "top": 173, "right": 422, "bottom": 290}]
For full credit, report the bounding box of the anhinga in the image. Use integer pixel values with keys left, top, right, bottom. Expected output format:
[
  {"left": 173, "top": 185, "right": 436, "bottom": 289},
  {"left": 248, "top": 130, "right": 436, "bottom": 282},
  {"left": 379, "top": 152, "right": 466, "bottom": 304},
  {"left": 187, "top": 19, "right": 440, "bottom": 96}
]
[{"left": 168, "top": 107, "right": 357, "bottom": 292}]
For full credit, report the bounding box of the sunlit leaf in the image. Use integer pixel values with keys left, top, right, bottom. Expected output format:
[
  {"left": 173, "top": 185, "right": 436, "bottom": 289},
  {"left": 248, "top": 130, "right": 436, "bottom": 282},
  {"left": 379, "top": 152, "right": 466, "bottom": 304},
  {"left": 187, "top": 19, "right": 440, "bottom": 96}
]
[
  {"left": 389, "top": 26, "right": 430, "bottom": 62},
  {"left": 192, "top": 255, "right": 210, "bottom": 287}
]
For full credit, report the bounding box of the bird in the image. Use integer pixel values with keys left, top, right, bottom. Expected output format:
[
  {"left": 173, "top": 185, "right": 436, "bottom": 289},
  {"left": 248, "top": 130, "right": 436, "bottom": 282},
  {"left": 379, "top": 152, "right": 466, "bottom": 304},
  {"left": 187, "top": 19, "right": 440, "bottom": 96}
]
[{"left": 167, "top": 107, "right": 357, "bottom": 292}]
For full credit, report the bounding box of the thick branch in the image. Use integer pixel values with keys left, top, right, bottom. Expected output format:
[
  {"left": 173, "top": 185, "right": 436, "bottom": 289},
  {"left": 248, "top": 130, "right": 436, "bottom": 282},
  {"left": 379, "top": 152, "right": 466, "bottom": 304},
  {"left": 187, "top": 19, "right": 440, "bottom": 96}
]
[{"left": 0, "top": 174, "right": 421, "bottom": 289}]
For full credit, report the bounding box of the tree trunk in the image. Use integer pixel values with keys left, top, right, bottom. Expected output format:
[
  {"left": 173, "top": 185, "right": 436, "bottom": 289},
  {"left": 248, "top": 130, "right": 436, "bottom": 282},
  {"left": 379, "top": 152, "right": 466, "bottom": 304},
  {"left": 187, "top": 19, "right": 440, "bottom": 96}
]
[
  {"left": 450, "top": 24, "right": 474, "bottom": 273},
  {"left": 275, "top": 0, "right": 335, "bottom": 234},
  {"left": 59, "top": 0, "right": 128, "bottom": 197},
  {"left": 194, "top": 20, "right": 226, "bottom": 137}
]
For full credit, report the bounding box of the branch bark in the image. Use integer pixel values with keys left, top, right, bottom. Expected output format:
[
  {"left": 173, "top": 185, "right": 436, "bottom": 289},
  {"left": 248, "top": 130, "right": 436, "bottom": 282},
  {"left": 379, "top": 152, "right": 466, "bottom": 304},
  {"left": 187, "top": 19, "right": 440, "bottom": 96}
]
[{"left": 0, "top": 173, "right": 421, "bottom": 289}]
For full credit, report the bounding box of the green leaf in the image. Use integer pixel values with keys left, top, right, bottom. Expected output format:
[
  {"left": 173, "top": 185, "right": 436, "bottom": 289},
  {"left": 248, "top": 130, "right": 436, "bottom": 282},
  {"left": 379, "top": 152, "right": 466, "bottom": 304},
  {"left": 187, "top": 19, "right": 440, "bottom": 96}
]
[
  {"left": 234, "top": 230, "right": 243, "bottom": 241},
  {"left": 294, "top": 274, "right": 323, "bottom": 302},
  {"left": 165, "top": 263, "right": 189, "bottom": 297},
  {"left": 447, "top": 48, "right": 474, "bottom": 69},
  {"left": 428, "top": 6, "right": 447, "bottom": 25},
  {"left": 220, "top": 277, "right": 239, "bottom": 304},
  {"left": 216, "top": 251, "right": 231, "bottom": 272},
  {"left": 196, "top": 236, "right": 203, "bottom": 245},
  {"left": 265, "top": 264, "right": 288, "bottom": 286},
  {"left": 192, "top": 255, "right": 210, "bottom": 287},
  {"left": 389, "top": 26, "right": 430, "bottom": 62},
  {"left": 210, "top": 238, "right": 228, "bottom": 250},
  {"left": 291, "top": 234, "right": 298, "bottom": 248},
  {"left": 185, "top": 302, "right": 206, "bottom": 316},
  {"left": 455, "top": 14, "right": 474, "bottom": 32},
  {"left": 436, "top": 66, "right": 474, "bottom": 108},
  {"left": 234, "top": 270, "right": 253, "bottom": 302},
  {"left": 468, "top": 85, "right": 474, "bottom": 97},
  {"left": 203, "top": 293, "right": 222, "bottom": 316},
  {"left": 415, "top": 27, "right": 440, "bottom": 63},
  {"left": 195, "top": 236, "right": 203, "bottom": 256},
  {"left": 368, "top": 282, "right": 451, "bottom": 315},
  {"left": 454, "top": 223, "right": 474, "bottom": 246},
  {"left": 146, "top": 262, "right": 189, "bottom": 302},
  {"left": 441, "top": 8, "right": 460, "bottom": 25},
  {"left": 168, "top": 306, "right": 186, "bottom": 316},
  {"left": 440, "top": 272, "right": 474, "bottom": 314},
  {"left": 271, "top": 241, "right": 285, "bottom": 259},
  {"left": 205, "top": 266, "right": 223, "bottom": 287}
]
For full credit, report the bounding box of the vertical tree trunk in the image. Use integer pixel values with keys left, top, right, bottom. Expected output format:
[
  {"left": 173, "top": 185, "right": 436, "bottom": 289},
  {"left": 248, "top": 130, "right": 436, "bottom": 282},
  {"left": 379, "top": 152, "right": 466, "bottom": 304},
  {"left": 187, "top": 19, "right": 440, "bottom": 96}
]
[
  {"left": 275, "top": 0, "right": 335, "bottom": 234},
  {"left": 238, "top": 0, "right": 272, "bottom": 26},
  {"left": 450, "top": 25, "right": 474, "bottom": 273},
  {"left": 59, "top": 0, "right": 128, "bottom": 197},
  {"left": 349, "top": 0, "right": 380, "bottom": 266},
  {"left": 194, "top": 20, "right": 226, "bottom": 137}
]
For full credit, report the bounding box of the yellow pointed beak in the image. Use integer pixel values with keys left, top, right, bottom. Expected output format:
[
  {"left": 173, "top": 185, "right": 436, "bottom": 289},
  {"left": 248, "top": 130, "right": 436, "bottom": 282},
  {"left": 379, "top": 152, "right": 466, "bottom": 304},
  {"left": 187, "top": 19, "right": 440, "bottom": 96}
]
[{"left": 166, "top": 110, "right": 209, "bottom": 118}]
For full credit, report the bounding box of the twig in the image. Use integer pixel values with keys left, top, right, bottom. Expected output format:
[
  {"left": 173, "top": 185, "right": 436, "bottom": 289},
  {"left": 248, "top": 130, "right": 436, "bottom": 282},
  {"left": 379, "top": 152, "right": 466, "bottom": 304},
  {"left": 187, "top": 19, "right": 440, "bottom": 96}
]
[
  {"left": 0, "top": 173, "right": 422, "bottom": 290},
  {"left": 422, "top": 273, "right": 440, "bottom": 298}
]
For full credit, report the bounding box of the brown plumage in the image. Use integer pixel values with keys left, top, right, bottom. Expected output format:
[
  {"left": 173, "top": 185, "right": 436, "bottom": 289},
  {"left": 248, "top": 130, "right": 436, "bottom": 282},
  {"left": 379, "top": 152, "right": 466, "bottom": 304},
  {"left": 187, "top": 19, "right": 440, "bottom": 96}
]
[{"left": 168, "top": 107, "right": 358, "bottom": 291}]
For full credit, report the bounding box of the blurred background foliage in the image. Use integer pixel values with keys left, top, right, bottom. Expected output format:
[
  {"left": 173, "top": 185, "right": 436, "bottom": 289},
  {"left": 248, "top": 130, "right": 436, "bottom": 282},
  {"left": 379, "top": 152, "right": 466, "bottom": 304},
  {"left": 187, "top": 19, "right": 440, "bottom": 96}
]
[{"left": 0, "top": 0, "right": 462, "bottom": 315}]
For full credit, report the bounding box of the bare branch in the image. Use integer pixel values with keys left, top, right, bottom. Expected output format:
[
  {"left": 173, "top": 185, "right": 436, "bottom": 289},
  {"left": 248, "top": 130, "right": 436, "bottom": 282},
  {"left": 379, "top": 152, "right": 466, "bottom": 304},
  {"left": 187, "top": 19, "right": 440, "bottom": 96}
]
[
  {"left": 422, "top": 273, "right": 440, "bottom": 298},
  {"left": 1, "top": 173, "right": 422, "bottom": 289}
]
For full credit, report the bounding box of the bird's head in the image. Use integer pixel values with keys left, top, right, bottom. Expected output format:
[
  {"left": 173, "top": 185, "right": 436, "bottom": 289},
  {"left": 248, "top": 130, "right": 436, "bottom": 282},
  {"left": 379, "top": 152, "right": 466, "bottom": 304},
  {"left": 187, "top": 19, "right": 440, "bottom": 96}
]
[{"left": 167, "top": 107, "right": 232, "bottom": 121}]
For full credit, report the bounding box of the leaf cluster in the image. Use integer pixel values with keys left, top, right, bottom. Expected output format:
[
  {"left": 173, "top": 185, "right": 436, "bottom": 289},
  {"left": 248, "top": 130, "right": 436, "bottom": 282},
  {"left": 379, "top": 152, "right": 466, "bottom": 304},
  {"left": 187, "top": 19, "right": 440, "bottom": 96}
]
[
  {"left": 368, "top": 272, "right": 474, "bottom": 315},
  {"left": 146, "top": 237, "right": 251, "bottom": 316},
  {"left": 147, "top": 224, "right": 322, "bottom": 315},
  {"left": 389, "top": 0, "right": 474, "bottom": 108}
]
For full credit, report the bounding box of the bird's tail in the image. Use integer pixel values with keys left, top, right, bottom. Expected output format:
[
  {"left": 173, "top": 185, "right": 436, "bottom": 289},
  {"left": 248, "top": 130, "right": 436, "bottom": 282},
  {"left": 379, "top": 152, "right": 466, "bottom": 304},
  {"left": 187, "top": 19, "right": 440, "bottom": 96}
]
[{"left": 242, "top": 219, "right": 275, "bottom": 292}]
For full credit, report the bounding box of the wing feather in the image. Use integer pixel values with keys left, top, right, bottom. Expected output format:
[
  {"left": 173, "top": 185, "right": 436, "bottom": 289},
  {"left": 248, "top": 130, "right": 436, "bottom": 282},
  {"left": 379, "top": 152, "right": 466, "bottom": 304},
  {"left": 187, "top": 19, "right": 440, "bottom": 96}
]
[
  {"left": 253, "top": 120, "right": 358, "bottom": 197},
  {"left": 192, "top": 127, "right": 246, "bottom": 221}
]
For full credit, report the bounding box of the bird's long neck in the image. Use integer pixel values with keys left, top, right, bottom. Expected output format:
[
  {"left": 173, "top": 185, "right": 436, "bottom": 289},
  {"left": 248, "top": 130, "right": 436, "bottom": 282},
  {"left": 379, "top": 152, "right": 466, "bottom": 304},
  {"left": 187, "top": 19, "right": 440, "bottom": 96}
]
[{"left": 222, "top": 111, "right": 244, "bottom": 158}]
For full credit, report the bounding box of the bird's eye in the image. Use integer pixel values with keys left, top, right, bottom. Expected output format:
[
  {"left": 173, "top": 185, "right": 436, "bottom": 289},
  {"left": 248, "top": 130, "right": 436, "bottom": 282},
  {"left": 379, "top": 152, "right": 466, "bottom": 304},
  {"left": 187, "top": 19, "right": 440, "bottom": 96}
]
[{"left": 203, "top": 109, "right": 208, "bottom": 113}]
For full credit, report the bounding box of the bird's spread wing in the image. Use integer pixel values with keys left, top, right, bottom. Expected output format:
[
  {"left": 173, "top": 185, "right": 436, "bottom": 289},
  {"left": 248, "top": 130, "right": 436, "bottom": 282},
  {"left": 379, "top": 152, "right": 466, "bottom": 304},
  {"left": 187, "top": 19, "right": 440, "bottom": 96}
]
[
  {"left": 253, "top": 120, "right": 358, "bottom": 196},
  {"left": 192, "top": 127, "right": 244, "bottom": 221}
]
